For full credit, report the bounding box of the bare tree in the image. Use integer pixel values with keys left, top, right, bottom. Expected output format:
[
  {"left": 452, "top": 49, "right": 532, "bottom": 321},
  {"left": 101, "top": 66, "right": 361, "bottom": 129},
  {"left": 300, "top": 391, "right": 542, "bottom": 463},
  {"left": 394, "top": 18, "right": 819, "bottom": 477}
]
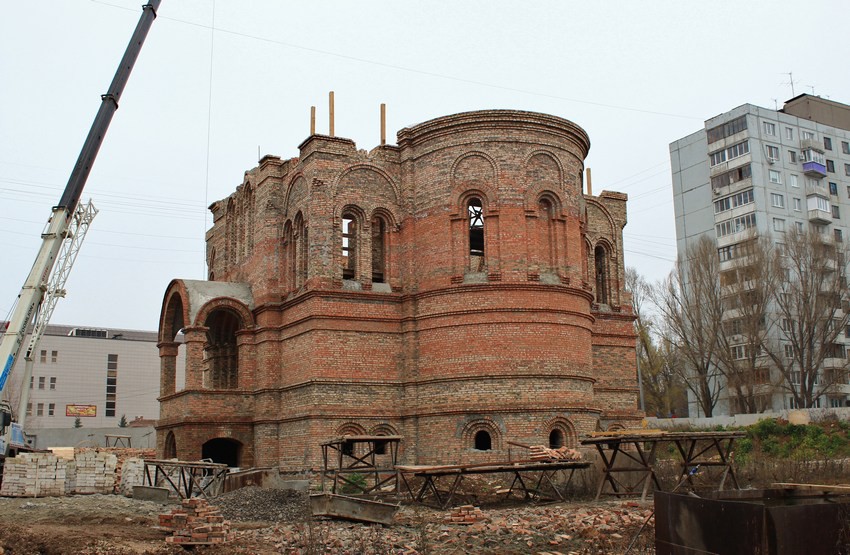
[
  {"left": 763, "top": 229, "right": 850, "bottom": 408},
  {"left": 714, "top": 234, "right": 779, "bottom": 414},
  {"left": 626, "top": 267, "right": 686, "bottom": 417},
  {"left": 654, "top": 236, "right": 724, "bottom": 417}
]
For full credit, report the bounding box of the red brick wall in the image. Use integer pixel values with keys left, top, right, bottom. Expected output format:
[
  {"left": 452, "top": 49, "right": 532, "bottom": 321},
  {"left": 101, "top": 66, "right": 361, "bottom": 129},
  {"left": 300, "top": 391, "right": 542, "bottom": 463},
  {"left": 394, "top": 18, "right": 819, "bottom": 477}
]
[{"left": 158, "top": 110, "right": 641, "bottom": 468}]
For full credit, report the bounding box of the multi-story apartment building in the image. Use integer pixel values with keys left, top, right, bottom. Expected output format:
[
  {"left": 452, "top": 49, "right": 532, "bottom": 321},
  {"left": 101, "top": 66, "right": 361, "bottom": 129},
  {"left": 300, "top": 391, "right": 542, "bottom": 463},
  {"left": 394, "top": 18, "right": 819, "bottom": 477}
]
[
  {"left": 0, "top": 323, "right": 162, "bottom": 428},
  {"left": 671, "top": 94, "right": 850, "bottom": 415}
]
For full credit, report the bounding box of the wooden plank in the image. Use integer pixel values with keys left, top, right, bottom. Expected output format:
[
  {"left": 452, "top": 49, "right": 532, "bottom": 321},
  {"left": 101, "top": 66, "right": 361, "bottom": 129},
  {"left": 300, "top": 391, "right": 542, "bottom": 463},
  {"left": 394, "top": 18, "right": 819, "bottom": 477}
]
[{"left": 773, "top": 482, "right": 850, "bottom": 493}]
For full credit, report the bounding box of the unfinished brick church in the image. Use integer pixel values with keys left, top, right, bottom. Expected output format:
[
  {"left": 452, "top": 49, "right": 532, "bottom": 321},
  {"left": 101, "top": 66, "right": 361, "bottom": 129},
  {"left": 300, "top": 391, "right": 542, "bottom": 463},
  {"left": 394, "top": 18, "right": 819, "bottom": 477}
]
[{"left": 156, "top": 109, "right": 641, "bottom": 469}]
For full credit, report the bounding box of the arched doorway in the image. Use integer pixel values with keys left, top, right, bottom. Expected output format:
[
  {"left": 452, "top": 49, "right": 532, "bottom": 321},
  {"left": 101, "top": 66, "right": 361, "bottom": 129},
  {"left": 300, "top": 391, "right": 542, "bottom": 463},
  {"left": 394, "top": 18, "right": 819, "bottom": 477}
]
[
  {"left": 201, "top": 438, "right": 242, "bottom": 468},
  {"left": 164, "top": 431, "right": 177, "bottom": 459}
]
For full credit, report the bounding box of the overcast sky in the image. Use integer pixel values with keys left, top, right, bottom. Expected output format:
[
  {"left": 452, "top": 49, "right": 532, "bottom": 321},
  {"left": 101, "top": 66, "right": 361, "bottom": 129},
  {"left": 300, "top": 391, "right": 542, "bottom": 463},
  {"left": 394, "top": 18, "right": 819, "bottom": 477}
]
[{"left": 1, "top": 0, "right": 848, "bottom": 331}]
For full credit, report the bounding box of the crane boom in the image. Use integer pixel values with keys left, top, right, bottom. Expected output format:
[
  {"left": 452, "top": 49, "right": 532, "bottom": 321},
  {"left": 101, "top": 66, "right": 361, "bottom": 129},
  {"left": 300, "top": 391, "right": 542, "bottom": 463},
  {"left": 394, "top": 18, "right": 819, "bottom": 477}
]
[{"left": 0, "top": 2, "right": 162, "bottom": 443}]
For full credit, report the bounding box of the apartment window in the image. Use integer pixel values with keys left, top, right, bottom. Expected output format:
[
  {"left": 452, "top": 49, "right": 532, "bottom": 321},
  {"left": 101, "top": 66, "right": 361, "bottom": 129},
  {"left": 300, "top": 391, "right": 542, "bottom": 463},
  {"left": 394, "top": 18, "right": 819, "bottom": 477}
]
[
  {"left": 707, "top": 116, "right": 747, "bottom": 143},
  {"left": 711, "top": 164, "right": 752, "bottom": 189},
  {"left": 802, "top": 130, "right": 815, "bottom": 140},
  {"left": 810, "top": 196, "right": 830, "bottom": 212},
  {"left": 784, "top": 344, "right": 794, "bottom": 358},
  {"left": 29, "top": 376, "right": 33, "bottom": 389},
  {"left": 785, "top": 127, "right": 794, "bottom": 140},
  {"left": 833, "top": 205, "right": 840, "bottom": 219},
  {"left": 773, "top": 218, "right": 785, "bottom": 232},
  {"left": 790, "top": 174, "right": 799, "bottom": 188},
  {"left": 835, "top": 229, "right": 843, "bottom": 243},
  {"left": 48, "top": 403, "right": 55, "bottom": 417},
  {"left": 802, "top": 149, "right": 826, "bottom": 165},
  {"left": 763, "top": 121, "right": 776, "bottom": 135},
  {"left": 36, "top": 403, "right": 44, "bottom": 417},
  {"left": 49, "top": 377, "right": 56, "bottom": 390},
  {"left": 26, "top": 403, "right": 32, "bottom": 416},
  {"left": 769, "top": 170, "right": 782, "bottom": 184},
  {"left": 845, "top": 163, "right": 850, "bottom": 177},
  {"left": 842, "top": 141, "right": 850, "bottom": 155},
  {"left": 788, "top": 150, "right": 797, "bottom": 164},
  {"left": 714, "top": 189, "right": 754, "bottom": 214},
  {"left": 781, "top": 318, "right": 793, "bottom": 332},
  {"left": 38, "top": 376, "right": 45, "bottom": 390},
  {"left": 730, "top": 345, "right": 749, "bottom": 360},
  {"left": 827, "top": 160, "right": 836, "bottom": 173},
  {"left": 795, "top": 221, "right": 804, "bottom": 232},
  {"left": 824, "top": 137, "right": 833, "bottom": 150},
  {"left": 709, "top": 141, "right": 749, "bottom": 167},
  {"left": 793, "top": 198, "right": 802, "bottom": 211},
  {"left": 51, "top": 351, "right": 57, "bottom": 363},
  {"left": 830, "top": 182, "right": 839, "bottom": 196},
  {"left": 40, "top": 350, "right": 46, "bottom": 363},
  {"left": 716, "top": 213, "right": 757, "bottom": 238},
  {"left": 766, "top": 145, "right": 780, "bottom": 161},
  {"left": 770, "top": 193, "right": 785, "bottom": 208}
]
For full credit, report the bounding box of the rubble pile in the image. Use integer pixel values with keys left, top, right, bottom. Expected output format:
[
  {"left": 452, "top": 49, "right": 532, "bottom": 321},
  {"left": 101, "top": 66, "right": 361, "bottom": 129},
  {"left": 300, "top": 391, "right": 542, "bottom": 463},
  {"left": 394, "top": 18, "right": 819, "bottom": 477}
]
[
  {"left": 528, "top": 445, "right": 583, "bottom": 461},
  {"left": 216, "top": 485, "right": 310, "bottom": 522},
  {"left": 159, "top": 498, "right": 233, "bottom": 545},
  {"left": 229, "top": 500, "right": 654, "bottom": 554}
]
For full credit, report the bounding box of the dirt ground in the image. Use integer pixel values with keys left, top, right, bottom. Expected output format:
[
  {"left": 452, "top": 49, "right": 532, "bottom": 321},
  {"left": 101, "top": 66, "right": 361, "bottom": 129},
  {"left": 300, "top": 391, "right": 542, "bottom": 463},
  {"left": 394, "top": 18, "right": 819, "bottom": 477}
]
[{"left": 0, "top": 491, "right": 655, "bottom": 555}]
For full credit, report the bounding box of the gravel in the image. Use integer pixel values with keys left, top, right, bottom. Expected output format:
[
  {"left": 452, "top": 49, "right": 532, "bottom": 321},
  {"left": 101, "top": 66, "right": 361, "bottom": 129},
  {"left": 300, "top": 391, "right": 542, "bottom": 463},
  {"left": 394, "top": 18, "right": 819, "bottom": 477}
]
[{"left": 215, "top": 486, "right": 310, "bottom": 523}]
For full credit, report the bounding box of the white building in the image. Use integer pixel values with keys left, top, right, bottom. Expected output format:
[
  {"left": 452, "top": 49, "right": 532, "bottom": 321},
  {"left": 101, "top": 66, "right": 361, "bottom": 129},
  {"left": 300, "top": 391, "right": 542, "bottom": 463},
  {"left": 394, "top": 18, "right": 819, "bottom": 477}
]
[
  {"left": 0, "top": 323, "right": 162, "bottom": 429},
  {"left": 671, "top": 94, "right": 850, "bottom": 415}
]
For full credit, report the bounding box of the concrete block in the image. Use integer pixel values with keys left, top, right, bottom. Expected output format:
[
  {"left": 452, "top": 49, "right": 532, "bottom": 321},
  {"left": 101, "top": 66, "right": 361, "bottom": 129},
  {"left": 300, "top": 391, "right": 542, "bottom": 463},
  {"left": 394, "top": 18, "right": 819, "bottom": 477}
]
[{"left": 133, "top": 485, "right": 171, "bottom": 503}]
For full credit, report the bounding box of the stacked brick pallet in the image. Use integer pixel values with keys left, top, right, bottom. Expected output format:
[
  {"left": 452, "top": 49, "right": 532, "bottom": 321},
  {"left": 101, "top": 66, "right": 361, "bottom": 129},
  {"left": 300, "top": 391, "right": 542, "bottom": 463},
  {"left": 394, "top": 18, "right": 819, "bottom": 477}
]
[
  {"left": 118, "top": 457, "right": 146, "bottom": 496},
  {"left": 159, "top": 498, "right": 232, "bottom": 545},
  {"left": 72, "top": 451, "right": 118, "bottom": 494},
  {"left": 0, "top": 453, "right": 67, "bottom": 497},
  {"left": 528, "top": 446, "right": 583, "bottom": 462},
  {"left": 445, "top": 505, "right": 485, "bottom": 525}
]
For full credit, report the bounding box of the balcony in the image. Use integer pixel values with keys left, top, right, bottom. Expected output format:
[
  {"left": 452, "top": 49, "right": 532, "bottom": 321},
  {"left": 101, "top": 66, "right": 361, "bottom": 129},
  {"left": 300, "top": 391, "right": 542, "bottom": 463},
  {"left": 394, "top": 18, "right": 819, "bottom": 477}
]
[
  {"left": 809, "top": 208, "right": 832, "bottom": 224},
  {"left": 803, "top": 160, "right": 827, "bottom": 177}
]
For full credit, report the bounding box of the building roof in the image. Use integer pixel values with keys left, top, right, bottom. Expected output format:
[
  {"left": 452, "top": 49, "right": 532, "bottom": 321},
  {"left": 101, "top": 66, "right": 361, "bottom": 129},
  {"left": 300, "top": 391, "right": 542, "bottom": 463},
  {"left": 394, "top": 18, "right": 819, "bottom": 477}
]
[{"left": 0, "top": 322, "right": 157, "bottom": 342}]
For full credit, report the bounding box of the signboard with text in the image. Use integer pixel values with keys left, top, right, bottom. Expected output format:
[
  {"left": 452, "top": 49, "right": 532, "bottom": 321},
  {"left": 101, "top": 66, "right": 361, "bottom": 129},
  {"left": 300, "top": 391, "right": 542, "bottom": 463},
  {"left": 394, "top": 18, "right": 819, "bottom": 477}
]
[{"left": 66, "top": 404, "right": 97, "bottom": 417}]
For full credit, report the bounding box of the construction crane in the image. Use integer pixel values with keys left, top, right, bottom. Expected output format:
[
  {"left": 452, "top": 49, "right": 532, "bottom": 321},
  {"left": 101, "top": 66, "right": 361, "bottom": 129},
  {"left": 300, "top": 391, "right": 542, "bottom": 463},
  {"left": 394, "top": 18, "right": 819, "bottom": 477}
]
[{"left": 0, "top": 1, "right": 162, "bottom": 458}]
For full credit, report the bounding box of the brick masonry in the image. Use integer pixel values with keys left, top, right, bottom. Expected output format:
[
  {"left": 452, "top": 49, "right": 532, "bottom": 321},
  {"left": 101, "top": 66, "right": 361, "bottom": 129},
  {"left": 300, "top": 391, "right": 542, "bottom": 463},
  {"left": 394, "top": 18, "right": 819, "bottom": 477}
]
[{"left": 156, "top": 110, "right": 642, "bottom": 468}]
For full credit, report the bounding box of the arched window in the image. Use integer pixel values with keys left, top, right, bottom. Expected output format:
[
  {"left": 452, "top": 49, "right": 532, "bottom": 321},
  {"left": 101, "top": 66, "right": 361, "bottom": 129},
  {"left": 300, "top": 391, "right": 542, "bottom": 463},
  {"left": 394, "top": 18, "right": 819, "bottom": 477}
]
[
  {"left": 549, "top": 429, "right": 564, "bottom": 449},
  {"left": 371, "top": 215, "right": 387, "bottom": 283},
  {"left": 341, "top": 211, "right": 358, "bottom": 280},
  {"left": 204, "top": 309, "right": 241, "bottom": 389},
  {"left": 468, "top": 198, "right": 484, "bottom": 256},
  {"left": 594, "top": 245, "right": 610, "bottom": 305},
  {"left": 538, "top": 197, "right": 555, "bottom": 270},
  {"left": 467, "top": 197, "right": 485, "bottom": 273},
  {"left": 474, "top": 430, "right": 492, "bottom": 451},
  {"left": 294, "top": 213, "right": 307, "bottom": 288},
  {"left": 207, "top": 247, "right": 216, "bottom": 281},
  {"left": 283, "top": 221, "right": 294, "bottom": 291}
]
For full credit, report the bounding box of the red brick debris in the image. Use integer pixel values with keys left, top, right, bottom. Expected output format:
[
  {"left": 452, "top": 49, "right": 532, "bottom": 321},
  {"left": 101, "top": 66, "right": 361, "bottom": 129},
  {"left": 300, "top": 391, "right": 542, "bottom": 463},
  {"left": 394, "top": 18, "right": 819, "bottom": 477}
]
[
  {"left": 159, "top": 498, "right": 233, "bottom": 545},
  {"left": 528, "top": 445, "right": 583, "bottom": 462},
  {"left": 444, "top": 504, "right": 484, "bottom": 525}
]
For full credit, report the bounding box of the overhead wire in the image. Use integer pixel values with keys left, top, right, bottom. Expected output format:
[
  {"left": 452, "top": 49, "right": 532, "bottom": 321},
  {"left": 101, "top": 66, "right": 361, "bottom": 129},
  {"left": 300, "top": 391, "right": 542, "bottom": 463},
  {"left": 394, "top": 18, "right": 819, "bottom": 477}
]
[{"left": 89, "top": 0, "right": 701, "bottom": 121}]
